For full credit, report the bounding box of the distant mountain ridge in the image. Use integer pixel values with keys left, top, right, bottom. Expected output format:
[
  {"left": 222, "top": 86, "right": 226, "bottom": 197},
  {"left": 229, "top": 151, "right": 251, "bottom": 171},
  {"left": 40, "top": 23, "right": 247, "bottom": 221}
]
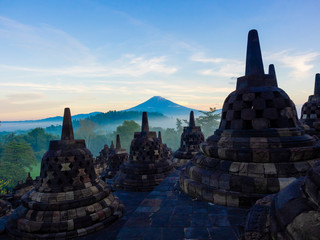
[
  {"left": 2, "top": 112, "right": 102, "bottom": 123},
  {"left": 123, "top": 96, "right": 202, "bottom": 116}
]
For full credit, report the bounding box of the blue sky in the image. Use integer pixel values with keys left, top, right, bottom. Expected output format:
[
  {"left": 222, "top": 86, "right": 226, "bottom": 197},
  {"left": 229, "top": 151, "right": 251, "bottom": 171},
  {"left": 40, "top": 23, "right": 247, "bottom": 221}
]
[{"left": 0, "top": 0, "right": 319, "bottom": 120}]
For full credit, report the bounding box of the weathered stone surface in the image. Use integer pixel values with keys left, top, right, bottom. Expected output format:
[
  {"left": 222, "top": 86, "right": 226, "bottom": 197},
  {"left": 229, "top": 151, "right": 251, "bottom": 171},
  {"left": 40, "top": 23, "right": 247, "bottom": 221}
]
[
  {"left": 300, "top": 73, "right": 320, "bottom": 137},
  {"left": 244, "top": 161, "right": 320, "bottom": 240},
  {"left": 100, "top": 135, "right": 129, "bottom": 180},
  {"left": 173, "top": 111, "right": 205, "bottom": 168},
  {"left": 6, "top": 108, "right": 124, "bottom": 239},
  {"left": 114, "top": 112, "right": 173, "bottom": 191},
  {"left": 179, "top": 30, "right": 320, "bottom": 208}
]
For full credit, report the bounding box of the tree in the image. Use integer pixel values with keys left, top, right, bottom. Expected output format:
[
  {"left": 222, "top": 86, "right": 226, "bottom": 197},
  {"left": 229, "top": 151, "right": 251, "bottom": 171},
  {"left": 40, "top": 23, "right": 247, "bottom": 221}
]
[
  {"left": 163, "top": 128, "right": 180, "bottom": 151},
  {"left": 196, "top": 108, "right": 221, "bottom": 137},
  {"left": 176, "top": 118, "right": 183, "bottom": 135},
  {"left": 0, "top": 140, "right": 36, "bottom": 188},
  {"left": 23, "top": 128, "right": 57, "bottom": 163},
  {"left": 113, "top": 120, "right": 140, "bottom": 151},
  {"left": 75, "top": 119, "right": 98, "bottom": 151}
]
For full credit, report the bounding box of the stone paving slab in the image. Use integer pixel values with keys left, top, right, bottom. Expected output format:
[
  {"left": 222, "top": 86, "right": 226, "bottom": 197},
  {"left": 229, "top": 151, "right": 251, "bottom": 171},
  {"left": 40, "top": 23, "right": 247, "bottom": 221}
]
[
  {"left": 115, "top": 169, "right": 249, "bottom": 240},
  {"left": 1, "top": 168, "right": 248, "bottom": 239}
]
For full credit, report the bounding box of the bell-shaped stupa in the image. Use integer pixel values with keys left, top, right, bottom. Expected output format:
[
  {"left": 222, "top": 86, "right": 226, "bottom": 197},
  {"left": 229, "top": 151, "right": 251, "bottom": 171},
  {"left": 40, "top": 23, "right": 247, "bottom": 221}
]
[
  {"left": 301, "top": 74, "right": 320, "bottom": 136},
  {"left": 173, "top": 111, "right": 205, "bottom": 168},
  {"left": 101, "top": 135, "right": 128, "bottom": 180},
  {"left": 114, "top": 112, "right": 173, "bottom": 191},
  {"left": 158, "top": 131, "right": 172, "bottom": 161},
  {"left": 0, "top": 199, "right": 11, "bottom": 218},
  {"left": 179, "top": 30, "right": 320, "bottom": 208},
  {"left": 94, "top": 144, "right": 109, "bottom": 176},
  {"left": 6, "top": 108, "right": 124, "bottom": 239},
  {"left": 244, "top": 160, "right": 320, "bottom": 239}
]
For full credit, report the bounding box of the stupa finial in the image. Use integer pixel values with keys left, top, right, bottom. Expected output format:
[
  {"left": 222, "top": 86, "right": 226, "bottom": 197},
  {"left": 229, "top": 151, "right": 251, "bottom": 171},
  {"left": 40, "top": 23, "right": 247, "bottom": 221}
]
[
  {"left": 61, "top": 108, "right": 74, "bottom": 140},
  {"left": 245, "top": 29, "right": 264, "bottom": 76},
  {"left": 141, "top": 112, "right": 149, "bottom": 133},
  {"left": 189, "top": 111, "right": 196, "bottom": 128},
  {"left": 158, "top": 131, "right": 162, "bottom": 144},
  {"left": 110, "top": 141, "right": 114, "bottom": 150},
  {"left": 314, "top": 73, "right": 320, "bottom": 96},
  {"left": 116, "top": 134, "right": 122, "bottom": 150},
  {"left": 268, "top": 64, "right": 276, "bottom": 79}
]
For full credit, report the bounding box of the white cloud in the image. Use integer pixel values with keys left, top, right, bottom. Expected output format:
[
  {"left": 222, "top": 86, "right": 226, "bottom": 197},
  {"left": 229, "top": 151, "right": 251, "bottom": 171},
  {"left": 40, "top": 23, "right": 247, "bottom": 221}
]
[
  {"left": 264, "top": 50, "right": 319, "bottom": 78},
  {"left": 0, "top": 55, "right": 177, "bottom": 77},
  {"left": 190, "top": 53, "right": 244, "bottom": 77}
]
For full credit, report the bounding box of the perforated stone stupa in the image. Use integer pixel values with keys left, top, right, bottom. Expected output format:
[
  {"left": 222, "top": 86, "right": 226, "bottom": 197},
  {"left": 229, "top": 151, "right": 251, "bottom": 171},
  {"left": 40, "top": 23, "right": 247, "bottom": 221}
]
[
  {"left": 301, "top": 73, "right": 320, "bottom": 136},
  {"left": 244, "top": 160, "right": 320, "bottom": 239},
  {"left": 0, "top": 200, "right": 11, "bottom": 218},
  {"left": 101, "top": 134, "right": 128, "bottom": 180},
  {"left": 94, "top": 144, "right": 109, "bottom": 177},
  {"left": 173, "top": 111, "right": 205, "bottom": 168},
  {"left": 179, "top": 29, "right": 320, "bottom": 208},
  {"left": 158, "top": 131, "right": 172, "bottom": 161},
  {"left": 114, "top": 112, "right": 173, "bottom": 191},
  {"left": 6, "top": 108, "right": 124, "bottom": 239}
]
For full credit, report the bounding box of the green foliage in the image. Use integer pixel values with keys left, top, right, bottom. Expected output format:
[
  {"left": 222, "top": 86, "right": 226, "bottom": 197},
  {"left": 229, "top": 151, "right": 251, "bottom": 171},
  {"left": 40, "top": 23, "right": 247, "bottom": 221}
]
[
  {"left": 163, "top": 128, "right": 180, "bottom": 151},
  {"left": 196, "top": 108, "right": 220, "bottom": 137},
  {"left": 0, "top": 140, "right": 36, "bottom": 188},
  {"left": 0, "top": 179, "right": 10, "bottom": 195},
  {"left": 23, "top": 128, "right": 57, "bottom": 163},
  {"left": 180, "top": 108, "right": 221, "bottom": 138},
  {"left": 0, "top": 141, "right": 3, "bottom": 156},
  {"left": 74, "top": 119, "right": 110, "bottom": 156},
  {"left": 176, "top": 119, "right": 183, "bottom": 136},
  {"left": 113, "top": 120, "right": 141, "bottom": 151}
]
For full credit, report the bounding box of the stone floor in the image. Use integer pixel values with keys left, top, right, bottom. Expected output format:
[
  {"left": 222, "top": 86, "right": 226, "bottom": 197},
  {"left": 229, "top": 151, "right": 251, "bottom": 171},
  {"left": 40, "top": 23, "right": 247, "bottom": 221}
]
[{"left": 1, "top": 168, "right": 249, "bottom": 239}]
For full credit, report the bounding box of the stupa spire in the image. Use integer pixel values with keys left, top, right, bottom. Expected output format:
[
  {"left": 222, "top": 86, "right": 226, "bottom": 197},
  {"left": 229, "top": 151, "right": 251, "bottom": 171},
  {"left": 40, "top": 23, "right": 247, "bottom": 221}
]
[
  {"left": 314, "top": 73, "right": 320, "bottom": 96},
  {"left": 61, "top": 108, "right": 74, "bottom": 140},
  {"left": 141, "top": 112, "right": 149, "bottom": 133},
  {"left": 245, "top": 29, "right": 264, "bottom": 76},
  {"left": 189, "top": 111, "right": 196, "bottom": 128},
  {"left": 158, "top": 131, "right": 162, "bottom": 144},
  {"left": 116, "top": 134, "right": 122, "bottom": 150},
  {"left": 110, "top": 141, "right": 114, "bottom": 150},
  {"left": 268, "top": 64, "right": 276, "bottom": 79}
]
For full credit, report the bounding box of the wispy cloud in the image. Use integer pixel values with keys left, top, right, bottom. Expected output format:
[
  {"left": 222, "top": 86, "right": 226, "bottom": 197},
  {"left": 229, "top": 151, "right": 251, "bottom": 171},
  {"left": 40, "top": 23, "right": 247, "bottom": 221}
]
[
  {"left": 190, "top": 53, "right": 244, "bottom": 78},
  {"left": 0, "top": 16, "right": 177, "bottom": 77},
  {"left": 0, "top": 16, "right": 95, "bottom": 65},
  {"left": 264, "top": 50, "right": 319, "bottom": 78},
  {"left": 0, "top": 55, "right": 177, "bottom": 77}
]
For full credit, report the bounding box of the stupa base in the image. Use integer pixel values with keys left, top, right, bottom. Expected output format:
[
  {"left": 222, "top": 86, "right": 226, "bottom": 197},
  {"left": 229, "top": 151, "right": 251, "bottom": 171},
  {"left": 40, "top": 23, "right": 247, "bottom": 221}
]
[
  {"left": 6, "top": 203, "right": 124, "bottom": 240},
  {"left": 114, "top": 160, "right": 173, "bottom": 192}
]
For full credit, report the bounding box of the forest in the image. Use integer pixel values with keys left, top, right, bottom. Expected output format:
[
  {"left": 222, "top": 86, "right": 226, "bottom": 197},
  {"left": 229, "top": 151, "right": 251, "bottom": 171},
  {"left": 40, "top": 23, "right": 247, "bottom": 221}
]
[{"left": 0, "top": 109, "right": 220, "bottom": 192}]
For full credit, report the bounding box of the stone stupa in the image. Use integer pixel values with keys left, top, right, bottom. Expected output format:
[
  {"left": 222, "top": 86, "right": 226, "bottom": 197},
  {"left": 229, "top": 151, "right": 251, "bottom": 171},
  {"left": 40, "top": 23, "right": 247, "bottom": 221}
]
[
  {"left": 179, "top": 30, "right": 320, "bottom": 208},
  {"left": 244, "top": 160, "right": 320, "bottom": 239},
  {"left": 101, "top": 134, "right": 128, "bottom": 180},
  {"left": 94, "top": 144, "right": 109, "bottom": 177},
  {"left": 6, "top": 108, "right": 124, "bottom": 239},
  {"left": 114, "top": 112, "right": 173, "bottom": 191},
  {"left": 0, "top": 199, "right": 11, "bottom": 218},
  {"left": 173, "top": 111, "right": 205, "bottom": 168},
  {"left": 301, "top": 73, "right": 320, "bottom": 136},
  {"left": 158, "top": 131, "right": 172, "bottom": 162}
]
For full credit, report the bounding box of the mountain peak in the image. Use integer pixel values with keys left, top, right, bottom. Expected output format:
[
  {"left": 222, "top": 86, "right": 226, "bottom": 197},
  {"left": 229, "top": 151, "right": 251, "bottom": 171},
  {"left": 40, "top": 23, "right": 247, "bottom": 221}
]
[{"left": 124, "top": 96, "right": 201, "bottom": 117}]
